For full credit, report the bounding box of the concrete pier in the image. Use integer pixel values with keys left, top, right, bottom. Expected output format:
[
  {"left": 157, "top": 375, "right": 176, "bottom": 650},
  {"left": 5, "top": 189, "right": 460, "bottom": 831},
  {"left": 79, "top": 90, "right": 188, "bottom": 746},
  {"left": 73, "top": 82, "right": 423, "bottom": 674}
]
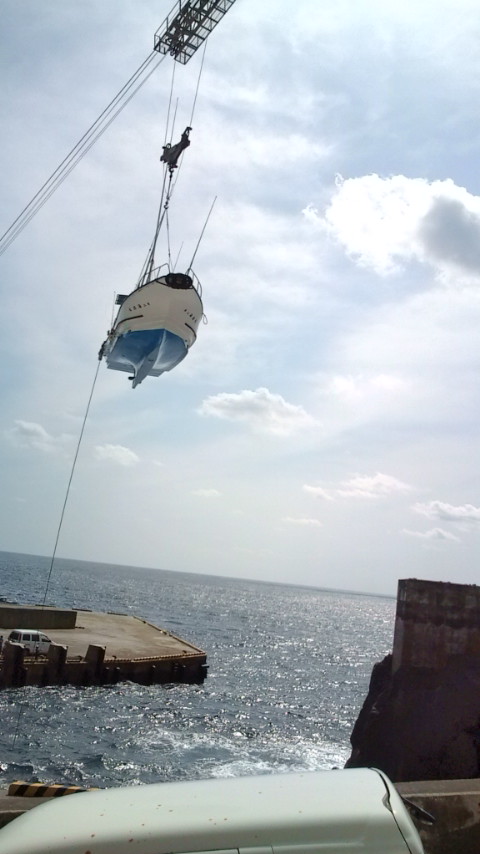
[{"left": 0, "top": 604, "right": 207, "bottom": 688}]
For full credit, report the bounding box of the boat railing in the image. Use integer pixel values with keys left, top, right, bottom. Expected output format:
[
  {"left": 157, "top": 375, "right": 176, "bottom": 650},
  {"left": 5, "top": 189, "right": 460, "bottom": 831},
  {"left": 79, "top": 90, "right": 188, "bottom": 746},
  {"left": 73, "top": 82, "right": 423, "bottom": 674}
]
[
  {"left": 144, "top": 263, "right": 169, "bottom": 282},
  {"left": 188, "top": 269, "right": 203, "bottom": 298}
]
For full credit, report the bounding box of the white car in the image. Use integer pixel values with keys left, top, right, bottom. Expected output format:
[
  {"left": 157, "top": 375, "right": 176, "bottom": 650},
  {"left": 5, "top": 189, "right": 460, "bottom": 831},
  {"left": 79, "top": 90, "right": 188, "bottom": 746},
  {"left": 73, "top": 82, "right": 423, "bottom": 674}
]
[{"left": 7, "top": 630, "right": 52, "bottom": 655}]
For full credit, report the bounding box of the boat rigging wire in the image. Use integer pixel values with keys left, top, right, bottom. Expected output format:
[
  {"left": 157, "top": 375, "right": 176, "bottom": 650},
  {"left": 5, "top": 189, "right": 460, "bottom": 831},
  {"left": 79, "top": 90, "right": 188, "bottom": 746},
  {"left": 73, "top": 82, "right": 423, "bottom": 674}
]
[{"left": 0, "top": 51, "right": 166, "bottom": 257}]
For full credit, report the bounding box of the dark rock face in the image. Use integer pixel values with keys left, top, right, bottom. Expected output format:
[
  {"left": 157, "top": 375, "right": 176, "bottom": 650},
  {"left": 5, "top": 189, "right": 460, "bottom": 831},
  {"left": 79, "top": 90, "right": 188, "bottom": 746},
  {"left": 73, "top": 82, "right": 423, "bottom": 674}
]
[{"left": 346, "top": 653, "right": 480, "bottom": 782}]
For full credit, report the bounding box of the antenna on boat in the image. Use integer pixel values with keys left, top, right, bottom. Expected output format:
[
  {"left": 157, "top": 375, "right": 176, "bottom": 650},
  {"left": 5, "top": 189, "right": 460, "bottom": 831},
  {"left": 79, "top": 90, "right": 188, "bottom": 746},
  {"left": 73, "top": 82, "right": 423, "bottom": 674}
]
[{"left": 173, "top": 241, "right": 184, "bottom": 271}]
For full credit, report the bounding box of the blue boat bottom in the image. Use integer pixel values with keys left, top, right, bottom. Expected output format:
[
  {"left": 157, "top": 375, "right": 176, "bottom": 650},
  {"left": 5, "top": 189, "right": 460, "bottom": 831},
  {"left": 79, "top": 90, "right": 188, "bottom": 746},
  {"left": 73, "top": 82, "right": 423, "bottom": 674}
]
[{"left": 106, "top": 328, "right": 188, "bottom": 387}]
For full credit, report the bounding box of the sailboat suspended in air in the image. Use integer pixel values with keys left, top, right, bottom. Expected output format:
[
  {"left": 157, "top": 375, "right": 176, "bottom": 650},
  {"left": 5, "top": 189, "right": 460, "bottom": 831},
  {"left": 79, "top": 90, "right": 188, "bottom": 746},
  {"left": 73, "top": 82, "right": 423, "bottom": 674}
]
[{"left": 99, "top": 126, "right": 204, "bottom": 389}]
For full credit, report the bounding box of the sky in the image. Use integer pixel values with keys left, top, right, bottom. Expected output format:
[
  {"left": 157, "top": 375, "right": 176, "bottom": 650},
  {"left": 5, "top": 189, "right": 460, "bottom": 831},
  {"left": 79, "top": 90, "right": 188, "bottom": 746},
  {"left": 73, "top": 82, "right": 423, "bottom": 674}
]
[{"left": 1, "top": 0, "right": 480, "bottom": 596}]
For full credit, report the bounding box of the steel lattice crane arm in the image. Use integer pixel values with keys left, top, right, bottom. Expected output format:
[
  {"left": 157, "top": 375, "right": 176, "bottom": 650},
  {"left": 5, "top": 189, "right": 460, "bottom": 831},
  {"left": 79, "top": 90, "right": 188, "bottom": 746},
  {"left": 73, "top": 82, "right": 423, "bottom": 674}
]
[{"left": 154, "top": 0, "right": 237, "bottom": 65}]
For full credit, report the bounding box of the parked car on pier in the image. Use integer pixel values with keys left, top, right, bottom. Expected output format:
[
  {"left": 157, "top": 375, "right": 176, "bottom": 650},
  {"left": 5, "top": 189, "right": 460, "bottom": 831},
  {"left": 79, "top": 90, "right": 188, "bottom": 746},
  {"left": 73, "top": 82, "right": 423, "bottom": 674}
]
[{"left": 7, "top": 630, "right": 52, "bottom": 655}]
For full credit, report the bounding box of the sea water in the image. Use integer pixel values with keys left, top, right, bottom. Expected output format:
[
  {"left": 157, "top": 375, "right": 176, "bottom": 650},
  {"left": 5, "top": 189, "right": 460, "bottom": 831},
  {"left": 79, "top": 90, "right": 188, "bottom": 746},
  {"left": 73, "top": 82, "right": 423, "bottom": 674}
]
[{"left": 0, "top": 551, "right": 394, "bottom": 788}]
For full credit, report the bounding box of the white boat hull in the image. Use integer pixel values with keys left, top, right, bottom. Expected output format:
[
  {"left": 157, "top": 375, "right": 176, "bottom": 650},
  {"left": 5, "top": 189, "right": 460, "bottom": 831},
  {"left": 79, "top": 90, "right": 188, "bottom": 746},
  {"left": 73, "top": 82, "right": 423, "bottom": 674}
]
[{"left": 103, "top": 274, "right": 203, "bottom": 388}]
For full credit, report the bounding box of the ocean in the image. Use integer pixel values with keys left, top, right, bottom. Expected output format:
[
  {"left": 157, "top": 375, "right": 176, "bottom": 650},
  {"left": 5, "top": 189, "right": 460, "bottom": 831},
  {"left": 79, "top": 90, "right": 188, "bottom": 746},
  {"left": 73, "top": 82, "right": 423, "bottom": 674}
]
[{"left": 0, "top": 551, "right": 395, "bottom": 788}]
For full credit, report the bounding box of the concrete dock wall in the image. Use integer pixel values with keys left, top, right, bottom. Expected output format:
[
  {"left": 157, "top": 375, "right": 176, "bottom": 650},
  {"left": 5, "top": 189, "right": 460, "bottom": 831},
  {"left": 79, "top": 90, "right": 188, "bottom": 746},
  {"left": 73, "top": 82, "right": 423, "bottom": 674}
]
[
  {"left": 0, "top": 605, "right": 76, "bottom": 630},
  {"left": 0, "top": 642, "right": 207, "bottom": 688}
]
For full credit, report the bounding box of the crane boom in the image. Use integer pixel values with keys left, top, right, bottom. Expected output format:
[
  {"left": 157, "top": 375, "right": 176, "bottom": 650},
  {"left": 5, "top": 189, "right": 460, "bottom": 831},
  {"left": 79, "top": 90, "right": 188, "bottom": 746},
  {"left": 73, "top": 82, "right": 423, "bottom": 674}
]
[{"left": 154, "top": 0, "right": 237, "bottom": 65}]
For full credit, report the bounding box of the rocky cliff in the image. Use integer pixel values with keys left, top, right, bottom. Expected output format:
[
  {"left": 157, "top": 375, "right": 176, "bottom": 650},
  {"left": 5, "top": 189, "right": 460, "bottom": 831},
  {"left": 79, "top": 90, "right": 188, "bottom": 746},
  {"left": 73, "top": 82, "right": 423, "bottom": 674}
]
[{"left": 346, "top": 651, "right": 480, "bottom": 782}]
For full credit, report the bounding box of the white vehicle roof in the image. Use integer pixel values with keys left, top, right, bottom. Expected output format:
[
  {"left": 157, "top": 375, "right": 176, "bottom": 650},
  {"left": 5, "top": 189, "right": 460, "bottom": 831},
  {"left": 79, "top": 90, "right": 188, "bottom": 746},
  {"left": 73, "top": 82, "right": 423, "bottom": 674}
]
[
  {"left": 8, "top": 630, "right": 50, "bottom": 635},
  {"left": 0, "top": 768, "right": 424, "bottom": 854}
]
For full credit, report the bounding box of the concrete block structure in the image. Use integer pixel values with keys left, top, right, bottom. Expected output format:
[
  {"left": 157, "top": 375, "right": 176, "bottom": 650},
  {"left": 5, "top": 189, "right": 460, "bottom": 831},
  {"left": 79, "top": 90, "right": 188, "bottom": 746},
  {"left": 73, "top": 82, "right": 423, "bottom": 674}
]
[
  {"left": 392, "top": 579, "right": 480, "bottom": 673},
  {"left": 0, "top": 604, "right": 76, "bottom": 630},
  {"left": 346, "top": 577, "right": 480, "bottom": 784}
]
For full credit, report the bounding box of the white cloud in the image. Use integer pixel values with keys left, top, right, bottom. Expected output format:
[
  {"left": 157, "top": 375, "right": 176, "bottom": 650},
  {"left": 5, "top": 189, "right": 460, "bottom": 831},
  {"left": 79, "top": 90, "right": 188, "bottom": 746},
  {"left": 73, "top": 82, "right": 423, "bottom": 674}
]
[
  {"left": 303, "top": 473, "right": 412, "bottom": 501},
  {"left": 326, "top": 374, "right": 408, "bottom": 402},
  {"left": 198, "top": 388, "right": 316, "bottom": 436},
  {"left": 413, "top": 501, "right": 480, "bottom": 525},
  {"left": 94, "top": 444, "right": 140, "bottom": 467},
  {"left": 310, "top": 174, "right": 480, "bottom": 280},
  {"left": 403, "top": 527, "right": 460, "bottom": 542},
  {"left": 337, "top": 472, "right": 412, "bottom": 499},
  {"left": 199, "top": 127, "right": 327, "bottom": 173},
  {"left": 191, "top": 489, "right": 222, "bottom": 498},
  {"left": 283, "top": 517, "right": 323, "bottom": 527},
  {"left": 303, "top": 484, "right": 334, "bottom": 501},
  {"left": 6, "top": 420, "right": 71, "bottom": 454}
]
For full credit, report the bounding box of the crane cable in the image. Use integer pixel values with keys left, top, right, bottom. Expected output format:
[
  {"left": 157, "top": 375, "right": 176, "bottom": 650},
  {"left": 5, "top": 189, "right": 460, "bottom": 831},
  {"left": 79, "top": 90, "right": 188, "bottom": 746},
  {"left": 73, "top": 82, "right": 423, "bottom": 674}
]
[
  {"left": 137, "top": 42, "right": 207, "bottom": 285},
  {"left": 42, "top": 360, "right": 101, "bottom": 608},
  {"left": 0, "top": 50, "right": 167, "bottom": 257},
  {"left": 12, "top": 359, "right": 101, "bottom": 748},
  {"left": 137, "top": 57, "right": 178, "bottom": 287},
  {"left": 41, "top": 35, "right": 186, "bottom": 604}
]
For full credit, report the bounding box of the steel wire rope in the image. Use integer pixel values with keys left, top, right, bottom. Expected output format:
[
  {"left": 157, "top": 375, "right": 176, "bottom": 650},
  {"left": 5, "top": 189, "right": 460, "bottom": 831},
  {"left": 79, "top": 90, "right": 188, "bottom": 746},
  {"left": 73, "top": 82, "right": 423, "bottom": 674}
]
[
  {"left": 137, "top": 166, "right": 170, "bottom": 286},
  {"left": 41, "top": 360, "right": 101, "bottom": 608},
  {"left": 159, "top": 43, "right": 208, "bottom": 274},
  {"left": 3, "top": 51, "right": 154, "bottom": 234},
  {"left": 189, "top": 41, "right": 207, "bottom": 127},
  {"left": 139, "top": 56, "right": 179, "bottom": 285},
  {"left": 0, "top": 50, "right": 159, "bottom": 251},
  {"left": 1, "top": 53, "right": 166, "bottom": 255},
  {"left": 163, "top": 60, "right": 177, "bottom": 147},
  {"left": 140, "top": 40, "right": 203, "bottom": 285},
  {"left": 150, "top": 42, "right": 208, "bottom": 258},
  {"left": 0, "top": 51, "right": 166, "bottom": 256},
  {"left": 168, "top": 42, "right": 208, "bottom": 202},
  {"left": 11, "top": 360, "right": 101, "bottom": 748},
  {"left": 141, "top": 169, "right": 175, "bottom": 285}
]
